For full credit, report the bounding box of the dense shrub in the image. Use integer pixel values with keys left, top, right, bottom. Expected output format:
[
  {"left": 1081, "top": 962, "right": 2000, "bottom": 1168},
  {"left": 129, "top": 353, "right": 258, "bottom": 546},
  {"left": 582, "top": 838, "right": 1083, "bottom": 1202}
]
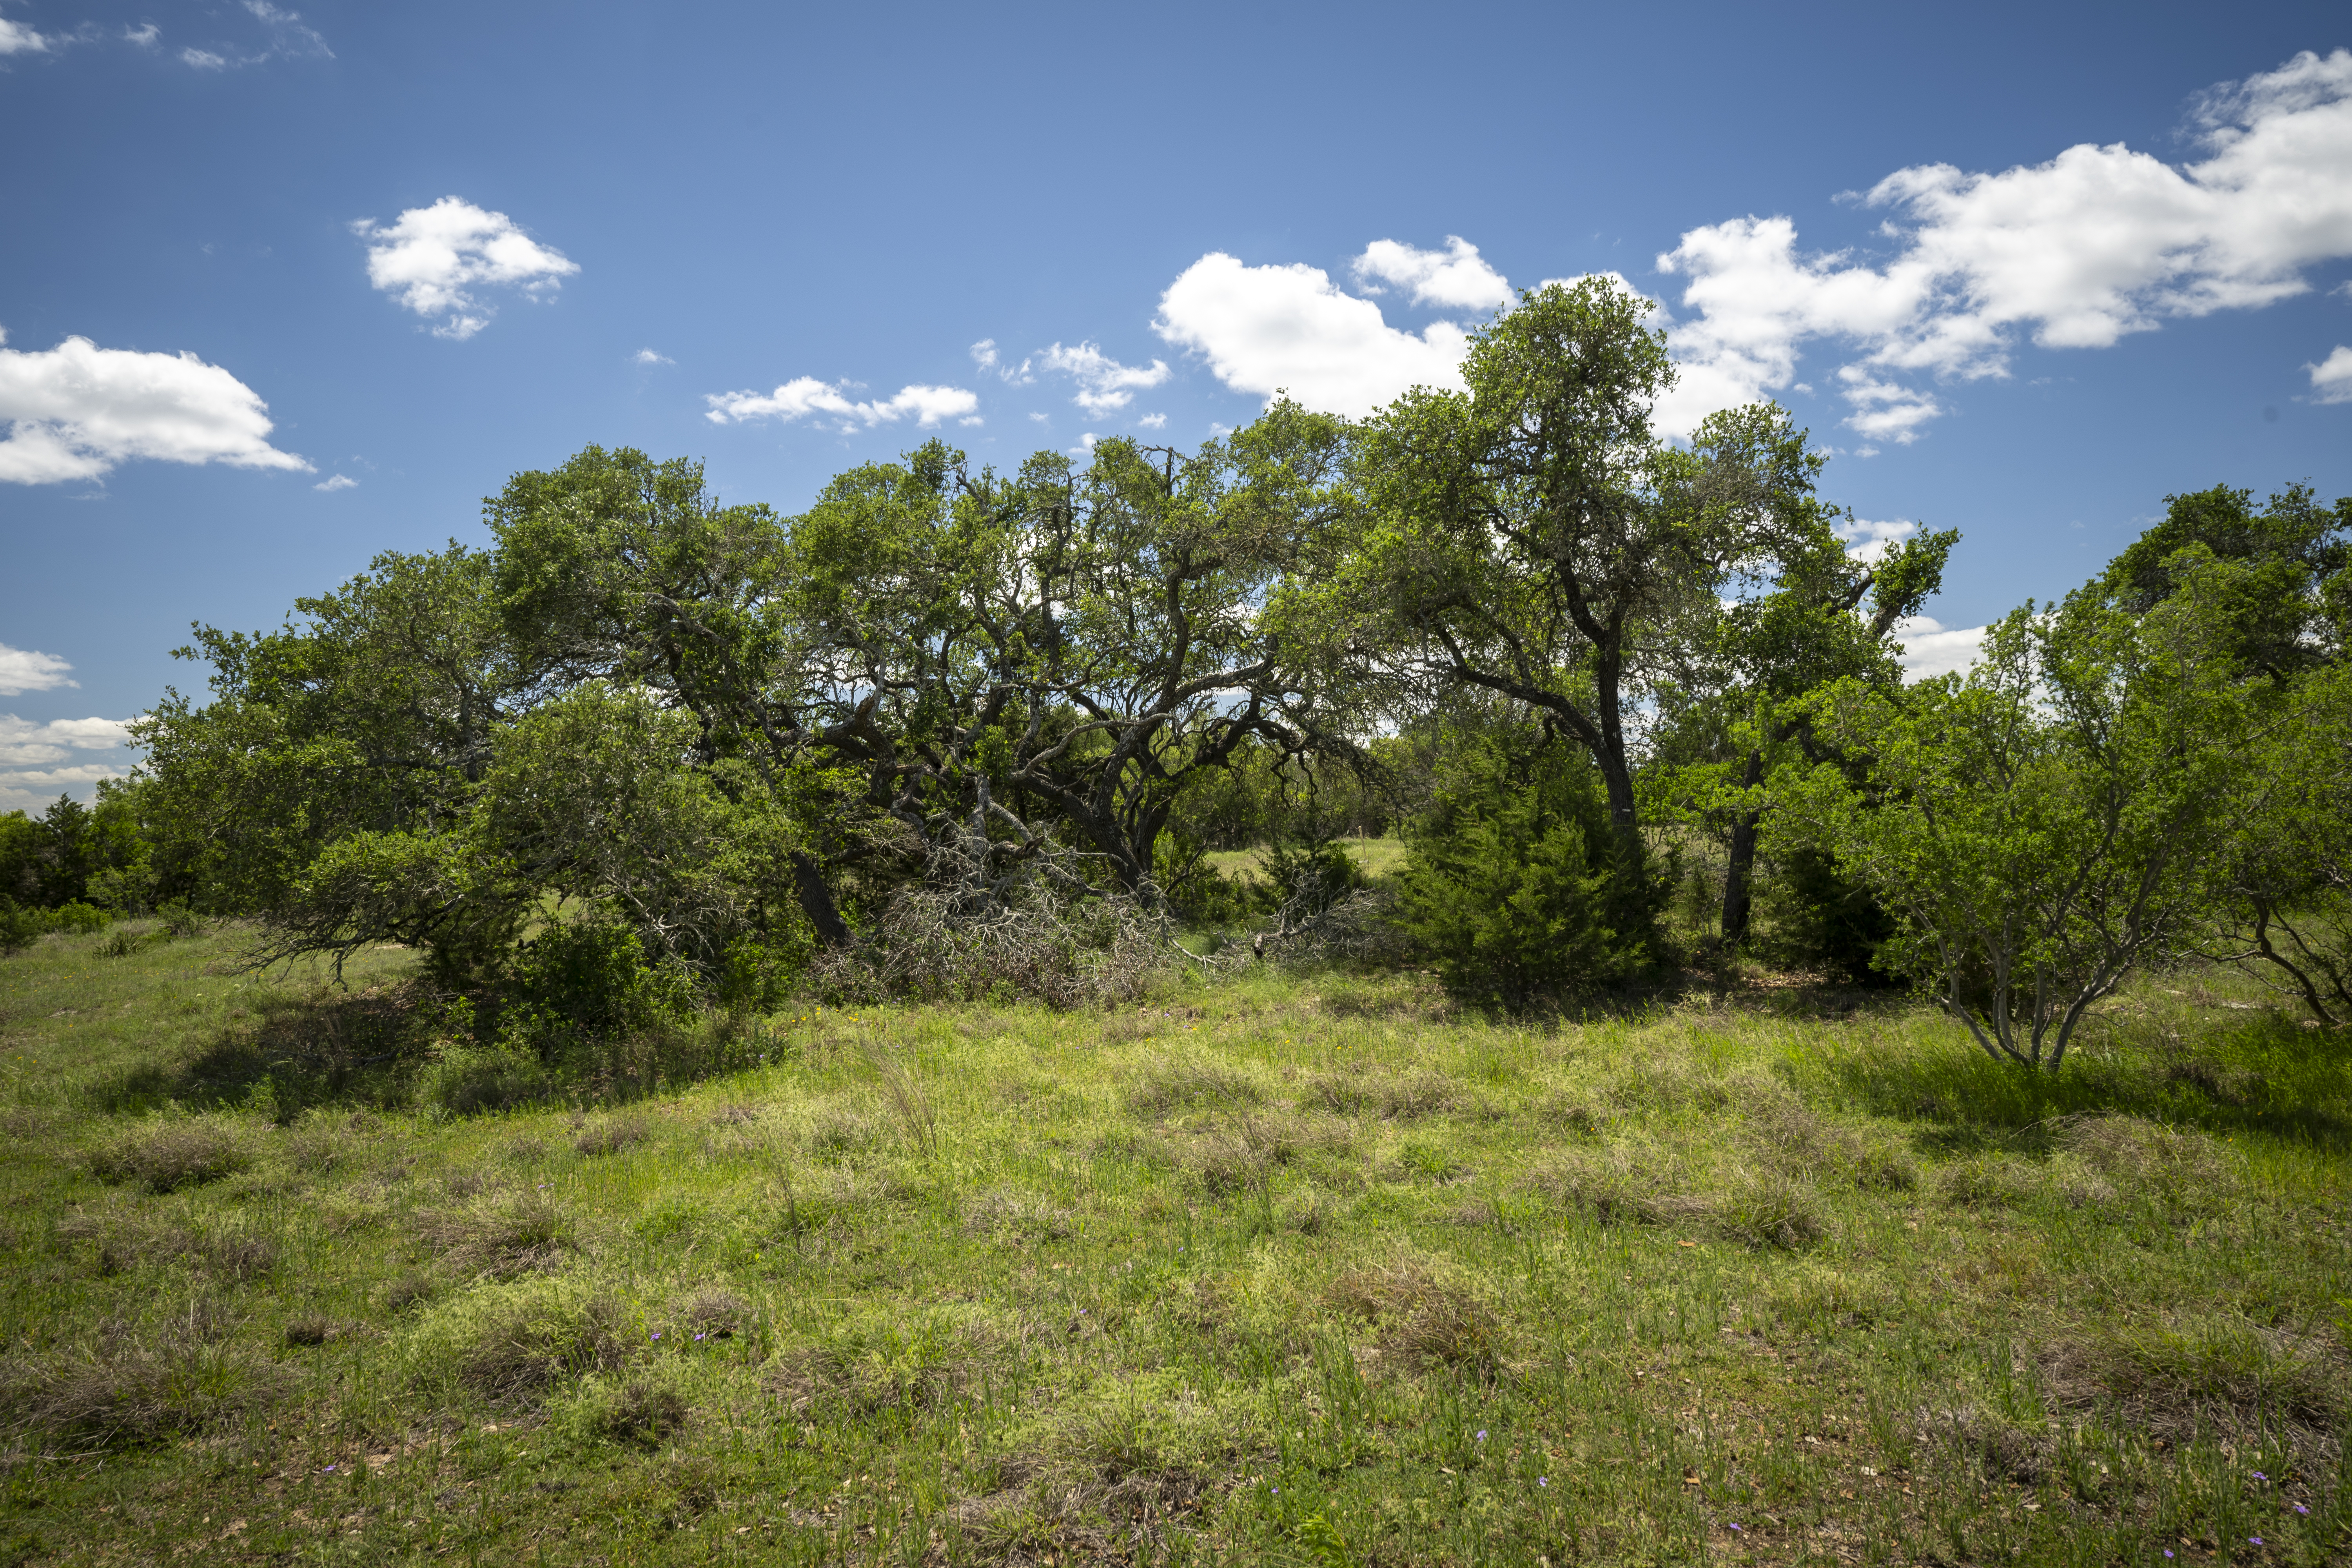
[
  {"left": 1397, "top": 739, "right": 1663, "bottom": 1004},
  {"left": 1757, "top": 845, "right": 1897, "bottom": 985},
  {"left": 499, "top": 919, "right": 697, "bottom": 1060}
]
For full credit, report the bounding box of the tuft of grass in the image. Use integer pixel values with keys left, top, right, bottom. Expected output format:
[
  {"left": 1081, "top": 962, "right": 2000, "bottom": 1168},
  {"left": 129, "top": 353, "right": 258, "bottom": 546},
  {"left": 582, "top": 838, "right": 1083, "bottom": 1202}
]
[
  {"left": 573, "top": 1114, "right": 652, "bottom": 1157},
  {"left": 87, "top": 1113, "right": 251, "bottom": 1193},
  {"left": 1329, "top": 1263, "right": 1500, "bottom": 1374},
  {"left": 2043, "top": 1316, "right": 2349, "bottom": 1432},
  {"left": 412, "top": 1192, "right": 575, "bottom": 1279},
  {"left": 404, "top": 1275, "right": 629, "bottom": 1399},
  {"left": 1125, "top": 1055, "right": 1263, "bottom": 1120},
  {"left": 1, "top": 1305, "right": 289, "bottom": 1448}
]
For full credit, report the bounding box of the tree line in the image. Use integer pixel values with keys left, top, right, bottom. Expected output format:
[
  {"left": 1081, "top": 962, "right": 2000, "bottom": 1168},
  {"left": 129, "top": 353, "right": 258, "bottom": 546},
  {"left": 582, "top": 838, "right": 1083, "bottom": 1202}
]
[{"left": 5, "top": 277, "right": 2346, "bottom": 1073}]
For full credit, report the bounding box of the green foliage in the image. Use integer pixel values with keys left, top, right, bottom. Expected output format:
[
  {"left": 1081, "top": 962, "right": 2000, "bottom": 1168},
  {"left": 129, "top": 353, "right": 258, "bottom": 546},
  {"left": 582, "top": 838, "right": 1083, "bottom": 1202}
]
[
  {"left": 1261, "top": 831, "right": 1367, "bottom": 917},
  {"left": 0, "top": 896, "right": 39, "bottom": 956},
  {"left": 1782, "top": 575, "right": 2265, "bottom": 1068},
  {"left": 2103, "top": 482, "right": 2348, "bottom": 677},
  {"left": 1756, "top": 844, "right": 1897, "bottom": 986},
  {"left": 506, "top": 919, "right": 697, "bottom": 1049},
  {"left": 2206, "top": 660, "right": 2352, "bottom": 1022},
  {"left": 0, "top": 788, "right": 151, "bottom": 913},
  {"left": 1398, "top": 731, "right": 1661, "bottom": 1004}
]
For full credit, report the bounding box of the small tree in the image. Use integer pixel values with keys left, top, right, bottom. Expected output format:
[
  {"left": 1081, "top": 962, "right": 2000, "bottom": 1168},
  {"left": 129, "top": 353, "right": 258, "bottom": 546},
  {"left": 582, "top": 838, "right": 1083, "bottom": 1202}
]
[
  {"left": 1781, "top": 580, "right": 2262, "bottom": 1069},
  {"left": 2207, "top": 659, "right": 2352, "bottom": 1023}
]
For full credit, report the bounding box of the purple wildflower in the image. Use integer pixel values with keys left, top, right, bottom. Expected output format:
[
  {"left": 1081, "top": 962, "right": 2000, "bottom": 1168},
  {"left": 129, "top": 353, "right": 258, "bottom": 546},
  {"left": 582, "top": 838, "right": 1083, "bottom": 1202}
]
[
  {"left": 2254, "top": 1471, "right": 2268, "bottom": 1481},
  {"left": 1728, "top": 1523, "right": 1741, "bottom": 1532},
  {"left": 1537, "top": 1477, "right": 1548, "bottom": 1488},
  {"left": 694, "top": 1332, "right": 706, "bottom": 1341},
  {"left": 651, "top": 1331, "right": 661, "bottom": 1340},
  {"left": 2250, "top": 1539, "right": 2263, "bottom": 1547},
  {"left": 2294, "top": 1503, "right": 2310, "bottom": 1515}
]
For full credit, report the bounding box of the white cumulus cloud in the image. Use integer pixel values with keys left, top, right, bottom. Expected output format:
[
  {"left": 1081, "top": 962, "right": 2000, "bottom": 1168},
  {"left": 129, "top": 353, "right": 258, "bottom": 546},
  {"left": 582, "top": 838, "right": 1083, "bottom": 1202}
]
[
  {"left": 970, "top": 339, "right": 998, "bottom": 370},
  {"left": 631, "top": 348, "right": 672, "bottom": 366},
  {"left": 0, "top": 645, "right": 76, "bottom": 696},
  {"left": 704, "top": 378, "right": 979, "bottom": 431},
  {"left": 352, "top": 197, "right": 579, "bottom": 340},
  {"left": 1835, "top": 517, "right": 1919, "bottom": 563},
  {"left": 1893, "top": 617, "right": 1988, "bottom": 680},
  {"left": 314, "top": 474, "right": 357, "bottom": 492},
  {"left": 2310, "top": 344, "right": 2352, "bottom": 403},
  {"left": 1038, "top": 341, "right": 1171, "bottom": 414},
  {"left": 0, "top": 715, "right": 132, "bottom": 766},
  {"left": 0, "top": 328, "right": 309, "bottom": 484},
  {"left": 1154, "top": 252, "right": 1472, "bottom": 419},
  {"left": 1352, "top": 236, "right": 1515, "bottom": 312},
  {"left": 1656, "top": 48, "right": 2352, "bottom": 441}
]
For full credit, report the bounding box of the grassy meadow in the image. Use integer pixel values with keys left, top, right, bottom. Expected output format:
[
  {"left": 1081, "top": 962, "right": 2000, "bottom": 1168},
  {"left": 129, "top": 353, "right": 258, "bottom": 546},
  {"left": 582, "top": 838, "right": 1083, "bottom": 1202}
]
[{"left": 0, "top": 915, "right": 2347, "bottom": 1566}]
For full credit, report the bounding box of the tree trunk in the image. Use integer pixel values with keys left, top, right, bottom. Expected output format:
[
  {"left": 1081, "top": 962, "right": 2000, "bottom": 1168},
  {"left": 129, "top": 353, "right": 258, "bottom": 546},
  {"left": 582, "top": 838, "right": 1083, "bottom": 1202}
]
[
  {"left": 789, "top": 851, "right": 853, "bottom": 946},
  {"left": 1720, "top": 749, "right": 1767, "bottom": 943}
]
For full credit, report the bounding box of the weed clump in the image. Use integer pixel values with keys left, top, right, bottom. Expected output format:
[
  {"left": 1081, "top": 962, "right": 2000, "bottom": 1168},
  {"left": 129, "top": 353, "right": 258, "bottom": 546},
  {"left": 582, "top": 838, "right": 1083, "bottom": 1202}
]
[
  {"left": 2054, "top": 1114, "right": 2232, "bottom": 1209},
  {"left": 87, "top": 1114, "right": 250, "bottom": 1193},
  {"left": 762, "top": 1304, "right": 1007, "bottom": 1415},
  {"left": 1709, "top": 1170, "right": 1828, "bottom": 1249},
  {"left": 2041, "top": 1316, "right": 2348, "bottom": 1434},
  {"left": 1307, "top": 1067, "right": 1455, "bottom": 1120},
  {"left": 57, "top": 1213, "right": 280, "bottom": 1283},
  {"left": 575, "top": 1376, "right": 692, "bottom": 1446}
]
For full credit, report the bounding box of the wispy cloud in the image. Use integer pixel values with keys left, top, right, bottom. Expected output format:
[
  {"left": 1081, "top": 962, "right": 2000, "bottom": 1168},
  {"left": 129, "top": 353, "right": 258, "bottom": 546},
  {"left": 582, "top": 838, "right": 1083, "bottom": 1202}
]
[
  {"left": 1038, "top": 342, "right": 1171, "bottom": 414},
  {"left": 631, "top": 348, "right": 673, "bottom": 366},
  {"left": 0, "top": 9, "right": 53, "bottom": 54},
  {"left": 313, "top": 474, "right": 357, "bottom": 492}
]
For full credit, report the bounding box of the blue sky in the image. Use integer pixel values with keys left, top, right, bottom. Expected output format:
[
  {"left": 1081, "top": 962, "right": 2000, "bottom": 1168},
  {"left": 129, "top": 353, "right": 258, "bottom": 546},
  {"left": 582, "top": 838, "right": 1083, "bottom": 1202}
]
[{"left": 2, "top": 0, "right": 2348, "bottom": 811}]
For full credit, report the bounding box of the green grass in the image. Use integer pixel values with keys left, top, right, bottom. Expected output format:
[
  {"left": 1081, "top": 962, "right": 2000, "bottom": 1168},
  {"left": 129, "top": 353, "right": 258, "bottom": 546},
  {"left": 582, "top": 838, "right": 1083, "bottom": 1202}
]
[
  {"left": 1204, "top": 836, "right": 1413, "bottom": 887},
  {"left": 2, "top": 920, "right": 2349, "bottom": 1564}
]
